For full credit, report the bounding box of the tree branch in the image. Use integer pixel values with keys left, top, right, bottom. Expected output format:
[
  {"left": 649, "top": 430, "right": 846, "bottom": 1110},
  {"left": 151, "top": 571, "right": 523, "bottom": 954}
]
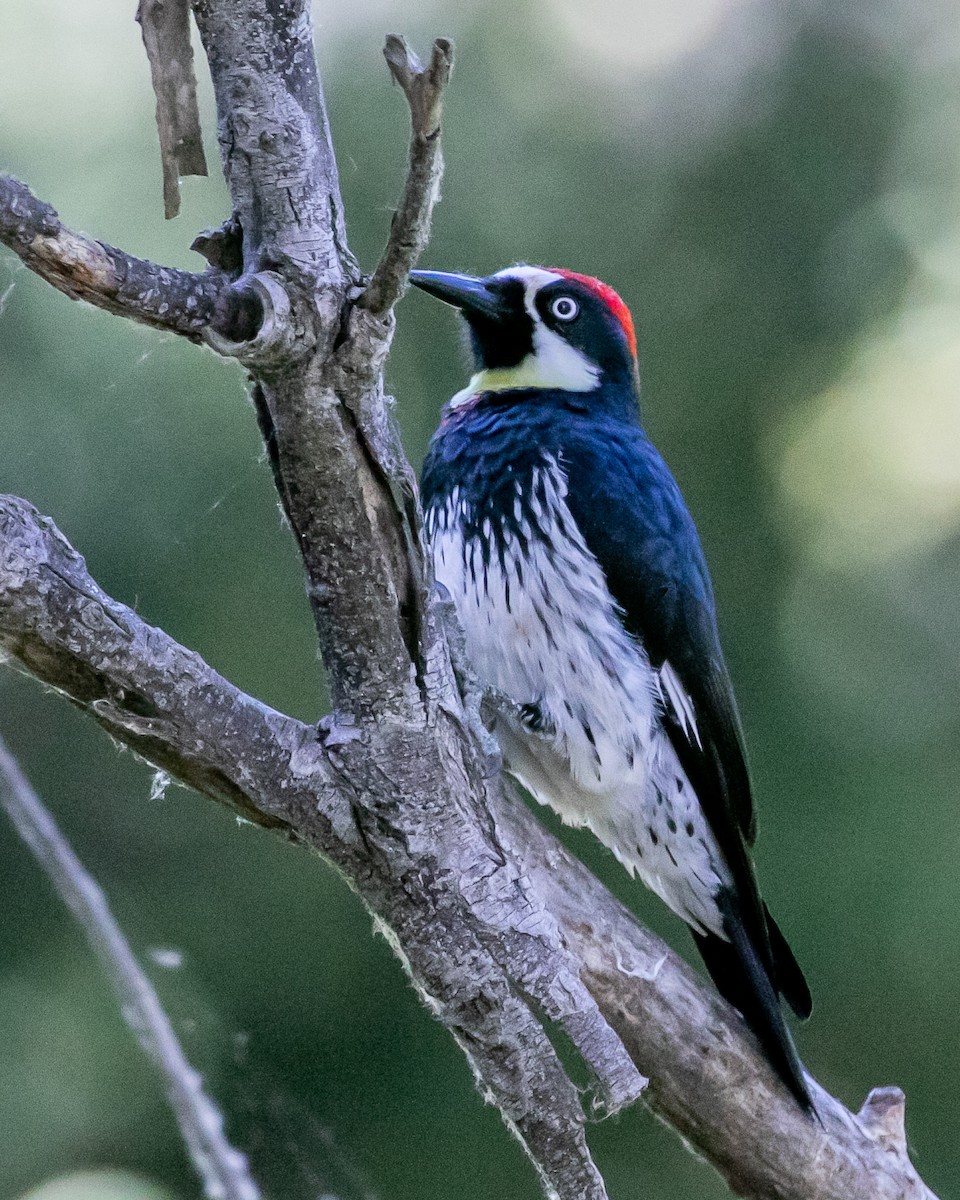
[
  {"left": 0, "top": 493, "right": 626, "bottom": 1200},
  {"left": 0, "top": 497, "right": 937, "bottom": 1200},
  {"left": 190, "top": 0, "right": 420, "bottom": 722},
  {"left": 362, "top": 36, "right": 454, "bottom": 317},
  {"left": 0, "top": 5, "right": 943, "bottom": 1198},
  {"left": 0, "top": 734, "right": 261, "bottom": 1200},
  {"left": 136, "top": 0, "right": 208, "bottom": 219},
  {"left": 0, "top": 175, "right": 260, "bottom": 341}
]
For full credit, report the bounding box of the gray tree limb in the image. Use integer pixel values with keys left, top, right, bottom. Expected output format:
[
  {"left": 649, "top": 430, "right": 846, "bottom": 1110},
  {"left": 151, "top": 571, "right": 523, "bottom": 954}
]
[
  {"left": 0, "top": 496, "right": 936, "bottom": 1200},
  {"left": 0, "top": 175, "right": 260, "bottom": 342},
  {"left": 0, "top": 488, "right": 628, "bottom": 1199},
  {"left": 0, "top": 2, "right": 942, "bottom": 1198},
  {"left": 0, "top": 733, "right": 261, "bottom": 1200}
]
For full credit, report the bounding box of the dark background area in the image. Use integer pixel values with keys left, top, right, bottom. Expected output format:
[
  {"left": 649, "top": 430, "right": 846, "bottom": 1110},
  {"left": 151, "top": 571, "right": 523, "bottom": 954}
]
[{"left": 2, "top": 1, "right": 958, "bottom": 1197}]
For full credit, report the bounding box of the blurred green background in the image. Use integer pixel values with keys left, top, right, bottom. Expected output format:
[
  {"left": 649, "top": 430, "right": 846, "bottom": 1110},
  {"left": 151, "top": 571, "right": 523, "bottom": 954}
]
[{"left": 2, "top": 1, "right": 959, "bottom": 1197}]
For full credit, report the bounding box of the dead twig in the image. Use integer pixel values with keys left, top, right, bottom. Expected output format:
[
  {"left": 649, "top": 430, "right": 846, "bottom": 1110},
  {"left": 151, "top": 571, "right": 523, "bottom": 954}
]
[
  {"left": 0, "top": 733, "right": 261, "bottom": 1200},
  {"left": 362, "top": 36, "right": 454, "bottom": 316},
  {"left": 136, "top": 0, "right": 208, "bottom": 219}
]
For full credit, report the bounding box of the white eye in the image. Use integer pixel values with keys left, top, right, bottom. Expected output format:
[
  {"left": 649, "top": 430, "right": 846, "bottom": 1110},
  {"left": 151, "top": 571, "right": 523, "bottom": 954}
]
[{"left": 550, "top": 295, "right": 579, "bottom": 322}]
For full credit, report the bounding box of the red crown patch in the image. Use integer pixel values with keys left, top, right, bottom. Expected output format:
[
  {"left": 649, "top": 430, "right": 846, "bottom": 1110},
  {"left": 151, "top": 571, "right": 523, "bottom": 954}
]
[{"left": 545, "top": 268, "right": 637, "bottom": 358}]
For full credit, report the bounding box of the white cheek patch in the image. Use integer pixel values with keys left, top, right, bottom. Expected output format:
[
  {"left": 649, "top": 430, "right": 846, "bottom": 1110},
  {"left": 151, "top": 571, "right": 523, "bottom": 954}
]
[
  {"left": 529, "top": 321, "right": 601, "bottom": 391},
  {"left": 451, "top": 265, "right": 601, "bottom": 404}
]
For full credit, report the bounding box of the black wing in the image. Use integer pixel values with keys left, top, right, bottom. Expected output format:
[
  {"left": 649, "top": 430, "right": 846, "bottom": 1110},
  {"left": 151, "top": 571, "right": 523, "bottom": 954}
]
[
  {"left": 562, "top": 423, "right": 813, "bottom": 1039},
  {"left": 561, "top": 424, "right": 758, "bottom": 860}
]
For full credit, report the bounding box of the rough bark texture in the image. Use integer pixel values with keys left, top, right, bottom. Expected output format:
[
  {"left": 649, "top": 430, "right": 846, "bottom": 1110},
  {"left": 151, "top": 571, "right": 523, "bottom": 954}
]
[
  {"left": 0, "top": 494, "right": 936, "bottom": 1200},
  {"left": 0, "top": 175, "right": 259, "bottom": 342},
  {"left": 0, "top": 4, "right": 941, "bottom": 1199}
]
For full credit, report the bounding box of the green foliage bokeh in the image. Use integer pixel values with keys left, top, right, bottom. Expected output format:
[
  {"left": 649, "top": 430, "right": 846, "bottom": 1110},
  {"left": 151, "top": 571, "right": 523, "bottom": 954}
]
[{"left": 2, "top": 2, "right": 959, "bottom": 1198}]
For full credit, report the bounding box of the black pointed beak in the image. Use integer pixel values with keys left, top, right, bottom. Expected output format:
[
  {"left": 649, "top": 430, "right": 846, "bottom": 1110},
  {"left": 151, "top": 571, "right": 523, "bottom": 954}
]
[{"left": 409, "top": 270, "right": 504, "bottom": 321}]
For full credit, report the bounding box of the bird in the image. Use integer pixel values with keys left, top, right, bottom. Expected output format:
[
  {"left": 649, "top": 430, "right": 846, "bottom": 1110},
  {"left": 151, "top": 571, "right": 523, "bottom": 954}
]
[{"left": 411, "top": 263, "right": 814, "bottom": 1111}]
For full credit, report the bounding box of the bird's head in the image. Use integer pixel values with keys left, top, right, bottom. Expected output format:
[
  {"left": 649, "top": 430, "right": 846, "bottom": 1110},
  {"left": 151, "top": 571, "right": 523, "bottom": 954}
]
[{"left": 410, "top": 265, "right": 639, "bottom": 408}]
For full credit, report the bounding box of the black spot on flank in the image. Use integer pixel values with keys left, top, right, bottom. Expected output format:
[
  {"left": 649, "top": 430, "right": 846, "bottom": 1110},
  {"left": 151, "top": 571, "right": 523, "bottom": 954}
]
[
  {"left": 667, "top": 817, "right": 677, "bottom": 834},
  {"left": 532, "top": 600, "right": 557, "bottom": 647},
  {"left": 676, "top": 778, "right": 684, "bottom": 793},
  {"left": 564, "top": 700, "right": 574, "bottom": 717},
  {"left": 514, "top": 558, "right": 524, "bottom": 587},
  {"left": 582, "top": 722, "right": 596, "bottom": 746},
  {"left": 635, "top": 844, "right": 643, "bottom": 858},
  {"left": 665, "top": 845, "right": 678, "bottom": 867},
  {"left": 504, "top": 576, "right": 511, "bottom": 613},
  {"left": 685, "top": 821, "right": 695, "bottom": 837},
  {"left": 520, "top": 701, "right": 550, "bottom": 734},
  {"left": 626, "top": 748, "right": 635, "bottom": 769},
  {"left": 656, "top": 792, "right": 664, "bottom": 806},
  {"left": 649, "top": 830, "right": 659, "bottom": 846}
]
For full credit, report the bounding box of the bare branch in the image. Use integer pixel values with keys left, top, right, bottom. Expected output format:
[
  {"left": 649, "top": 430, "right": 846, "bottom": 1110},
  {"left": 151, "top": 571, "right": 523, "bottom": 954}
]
[
  {"left": 191, "top": 0, "right": 350, "bottom": 282},
  {"left": 497, "top": 793, "right": 938, "bottom": 1200},
  {"left": 0, "top": 493, "right": 624, "bottom": 1200},
  {"left": 0, "top": 494, "right": 315, "bottom": 832},
  {"left": 136, "top": 0, "right": 208, "bottom": 219},
  {"left": 0, "top": 175, "right": 261, "bottom": 341},
  {"left": 1, "top": 7, "right": 943, "bottom": 1199},
  {"left": 0, "top": 495, "right": 938, "bottom": 1200},
  {"left": 0, "top": 734, "right": 261, "bottom": 1200},
  {"left": 362, "top": 36, "right": 454, "bottom": 316},
  {"left": 189, "top": 0, "right": 422, "bottom": 721}
]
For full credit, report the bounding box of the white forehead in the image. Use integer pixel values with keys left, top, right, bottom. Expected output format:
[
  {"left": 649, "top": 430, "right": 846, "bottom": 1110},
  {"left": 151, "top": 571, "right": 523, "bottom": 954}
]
[
  {"left": 493, "top": 265, "right": 563, "bottom": 291},
  {"left": 492, "top": 265, "right": 565, "bottom": 320}
]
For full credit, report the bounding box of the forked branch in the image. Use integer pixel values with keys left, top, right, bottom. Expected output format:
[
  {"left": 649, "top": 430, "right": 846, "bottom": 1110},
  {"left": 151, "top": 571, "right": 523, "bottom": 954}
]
[
  {"left": 0, "top": 4, "right": 942, "bottom": 1199},
  {"left": 363, "top": 35, "right": 454, "bottom": 316},
  {"left": 0, "top": 496, "right": 937, "bottom": 1200}
]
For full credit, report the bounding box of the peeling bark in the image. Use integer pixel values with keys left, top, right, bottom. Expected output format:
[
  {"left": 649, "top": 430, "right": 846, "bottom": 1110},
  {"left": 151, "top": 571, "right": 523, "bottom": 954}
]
[{"left": 137, "top": 0, "right": 208, "bottom": 218}]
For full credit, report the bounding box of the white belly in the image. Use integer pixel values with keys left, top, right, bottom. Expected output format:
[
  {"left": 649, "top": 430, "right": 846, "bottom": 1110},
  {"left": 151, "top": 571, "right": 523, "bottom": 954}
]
[{"left": 428, "top": 461, "right": 729, "bottom": 936}]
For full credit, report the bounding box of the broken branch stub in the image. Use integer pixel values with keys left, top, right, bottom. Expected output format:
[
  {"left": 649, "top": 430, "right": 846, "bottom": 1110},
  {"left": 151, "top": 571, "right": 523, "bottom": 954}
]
[{"left": 136, "top": 0, "right": 208, "bottom": 219}]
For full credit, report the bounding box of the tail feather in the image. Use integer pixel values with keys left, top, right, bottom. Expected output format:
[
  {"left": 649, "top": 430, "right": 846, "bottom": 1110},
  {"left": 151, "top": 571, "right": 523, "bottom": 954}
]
[
  {"left": 692, "top": 909, "right": 813, "bottom": 1114},
  {"left": 764, "top": 904, "right": 813, "bottom": 1020}
]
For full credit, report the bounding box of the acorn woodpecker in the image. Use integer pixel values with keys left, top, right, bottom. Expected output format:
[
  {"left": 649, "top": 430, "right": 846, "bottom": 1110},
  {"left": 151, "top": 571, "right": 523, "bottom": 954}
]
[{"left": 412, "top": 264, "right": 814, "bottom": 1110}]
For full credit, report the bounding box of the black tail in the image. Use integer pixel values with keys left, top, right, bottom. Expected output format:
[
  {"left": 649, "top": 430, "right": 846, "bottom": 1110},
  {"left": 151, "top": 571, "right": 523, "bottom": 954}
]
[
  {"left": 692, "top": 903, "right": 814, "bottom": 1114},
  {"left": 764, "top": 903, "right": 812, "bottom": 1020}
]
